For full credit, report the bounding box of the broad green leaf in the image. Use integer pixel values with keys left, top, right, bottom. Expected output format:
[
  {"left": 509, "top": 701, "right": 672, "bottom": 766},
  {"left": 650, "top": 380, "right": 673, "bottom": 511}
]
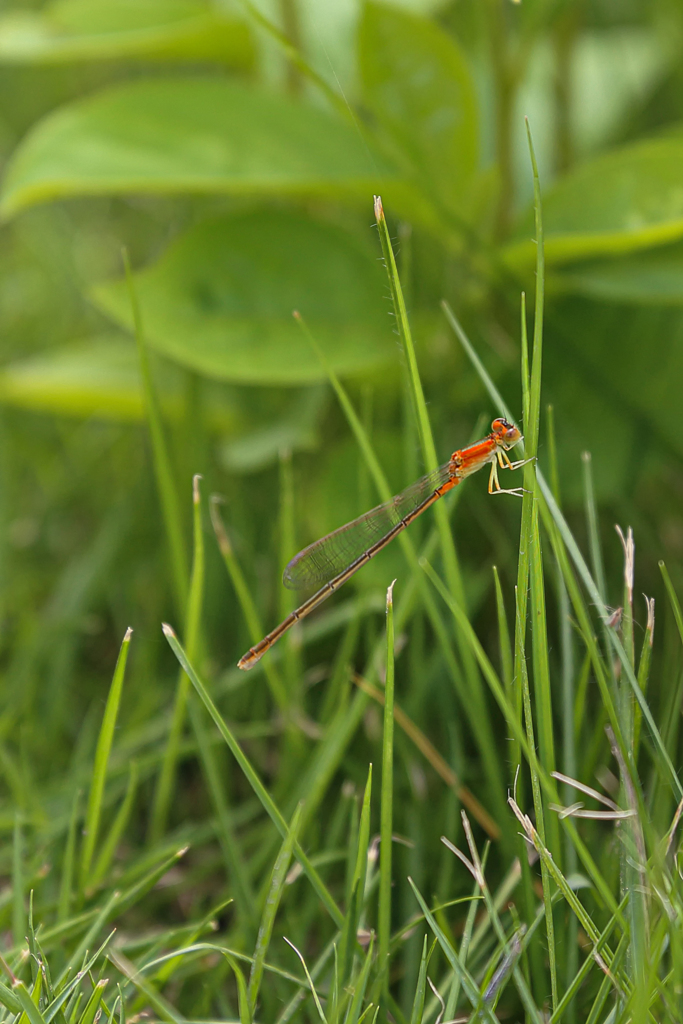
[
  {"left": 359, "top": 1, "right": 478, "bottom": 218},
  {"left": 551, "top": 244, "right": 683, "bottom": 304},
  {"left": 91, "top": 208, "right": 394, "bottom": 386},
  {"left": 504, "top": 134, "right": 683, "bottom": 268},
  {"left": 0, "top": 335, "right": 237, "bottom": 427},
  {"left": 0, "top": 0, "right": 253, "bottom": 66},
  {"left": 0, "top": 77, "right": 395, "bottom": 217}
]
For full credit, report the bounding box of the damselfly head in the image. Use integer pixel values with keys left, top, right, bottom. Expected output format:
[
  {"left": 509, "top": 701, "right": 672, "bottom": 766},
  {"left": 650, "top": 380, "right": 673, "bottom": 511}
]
[{"left": 491, "top": 418, "right": 522, "bottom": 448}]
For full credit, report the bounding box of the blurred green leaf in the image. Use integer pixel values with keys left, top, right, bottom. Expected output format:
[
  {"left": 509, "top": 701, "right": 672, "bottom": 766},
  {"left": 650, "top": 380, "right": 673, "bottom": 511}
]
[
  {"left": 0, "top": 0, "right": 253, "bottom": 66},
  {"left": 0, "top": 334, "right": 237, "bottom": 427},
  {"left": 91, "top": 208, "right": 394, "bottom": 386},
  {"left": 504, "top": 134, "right": 683, "bottom": 268},
  {"left": 359, "top": 1, "right": 478, "bottom": 218},
  {"left": 0, "top": 76, "right": 396, "bottom": 217},
  {"left": 551, "top": 244, "right": 683, "bottom": 304}
]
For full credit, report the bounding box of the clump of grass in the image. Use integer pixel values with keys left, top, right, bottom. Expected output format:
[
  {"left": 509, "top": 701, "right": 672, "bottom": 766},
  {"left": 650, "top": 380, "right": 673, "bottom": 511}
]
[{"left": 5, "top": 150, "right": 683, "bottom": 1024}]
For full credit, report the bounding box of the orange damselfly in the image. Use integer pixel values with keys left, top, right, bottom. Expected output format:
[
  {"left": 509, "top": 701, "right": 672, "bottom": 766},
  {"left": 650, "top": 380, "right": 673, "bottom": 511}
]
[{"left": 238, "top": 417, "right": 526, "bottom": 670}]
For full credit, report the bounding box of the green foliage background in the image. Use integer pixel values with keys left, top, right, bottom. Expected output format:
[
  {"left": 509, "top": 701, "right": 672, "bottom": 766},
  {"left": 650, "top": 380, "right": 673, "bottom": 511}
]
[{"left": 2, "top": 0, "right": 683, "bottom": 1021}]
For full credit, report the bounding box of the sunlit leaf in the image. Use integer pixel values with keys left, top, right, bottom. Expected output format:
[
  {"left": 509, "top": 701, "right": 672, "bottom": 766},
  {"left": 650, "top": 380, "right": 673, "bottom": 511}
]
[
  {"left": 504, "top": 134, "right": 683, "bottom": 268},
  {"left": 0, "top": 0, "right": 253, "bottom": 66},
  {"left": 0, "top": 76, "right": 396, "bottom": 217},
  {"left": 91, "top": 208, "right": 394, "bottom": 386},
  {"left": 0, "top": 334, "right": 237, "bottom": 427}
]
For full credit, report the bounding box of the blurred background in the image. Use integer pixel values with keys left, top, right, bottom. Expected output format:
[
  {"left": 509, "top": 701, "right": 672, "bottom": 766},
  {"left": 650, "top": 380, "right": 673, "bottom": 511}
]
[{"left": 1, "top": 0, "right": 683, "bottom": 1013}]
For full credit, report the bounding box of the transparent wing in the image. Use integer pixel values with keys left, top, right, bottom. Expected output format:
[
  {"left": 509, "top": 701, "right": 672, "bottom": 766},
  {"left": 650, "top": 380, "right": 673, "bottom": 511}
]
[{"left": 283, "top": 462, "right": 454, "bottom": 590}]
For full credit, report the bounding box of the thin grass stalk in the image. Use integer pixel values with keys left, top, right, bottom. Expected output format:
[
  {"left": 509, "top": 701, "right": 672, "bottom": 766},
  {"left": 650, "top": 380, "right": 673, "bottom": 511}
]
[
  {"left": 521, "top": 121, "right": 558, "bottom": 1011},
  {"left": 338, "top": 765, "right": 372, "bottom": 1001},
  {"left": 278, "top": 448, "right": 302, "bottom": 695},
  {"left": 372, "top": 196, "right": 487, "bottom": 767},
  {"left": 150, "top": 474, "right": 203, "bottom": 841},
  {"left": 444, "top": 863, "right": 484, "bottom": 1019},
  {"left": 493, "top": 566, "right": 513, "bottom": 696},
  {"left": 209, "top": 497, "right": 288, "bottom": 713},
  {"left": 123, "top": 250, "right": 187, "bottom": 612},
  {"left": 161, "top": 625, "right": 344, "bottom": 929},
  {"left": 248, "top": 804, "right": 302, "bottom": 1016},
  {"left": 354, "top": 675, "right": 499, "bottom": 839},
  {"left": 108, "top": 950, "right": 185, "bottom": 1024},
  {"left": 633, "top": 595, "right": 654, "bottom": 757},
  {"left": 345, "top": 936, "right": 375, "bottom": 1024},
  {"left": 378, "top": 582, "right": 396, "bottom": 992},
  {"left": 549, "top": 894, "right": 629, "bottom": 1023},
  {"left": 421, "top": 558, "right": 620, "bottom": 916},
  {"left": 91, "top": 761, "right": 138, "bottom": 887},
  {"left": 507, "top": 798, "right": 626, "bottom": 983},
  {"left": 581, "top": 452, "right": 607, "bottom": 603},
  {"left": 452, "top": 819, "right": 543, "bottom": 1022},
  {"left": 187, "top": 698, "right": 256, "bottom": 927},
  {"left": 58, "top": 791, "right": 80, "bottom": 924},
  {"left": 294, "top": 309, "right": 509, "bottom": 839},
  {"left": 79, "top": 627, "right": 132, "bottom": 894},
  {"left": 408, "top": 937, "right": 431, "bottom": 1024},
  {"left": 275, "top": 939, "right": 337, "bottom": 1024},
  {"left": 407, "top": 879, "right": 498, "bottom": 1024},
  {"left": 540, "top": 476, "right": 683, "bottom": 801},
  {"left": 12, "top": 814, "right": 23, "bottom": 947}
]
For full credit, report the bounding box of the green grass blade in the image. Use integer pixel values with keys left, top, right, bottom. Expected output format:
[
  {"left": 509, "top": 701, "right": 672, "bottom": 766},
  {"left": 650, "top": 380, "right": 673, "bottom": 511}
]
[
  {"left": 283, "top": 939, "right": 328, "bottom": 1023},
  {"left": 378, "top": 581, "right": 396, "bottom": 985},
  {"left": 123, "top": 249, "right": 187, "bottom": 612},
  {"left": 162, "top": 624, "right": 344, "bottom": 929},
  {"left": 372, "top": 200, "right": 489, "bottom": 771},
  {"left": 150, "top": 474, "right": 204, "bottom": 841},
  {"left": 344, "top": 935, "right": 375, "bottom": 1024},
  {"left": 80, "top": 627, "right": 132, "bottom": 894},
  {"left": 422, "top": 556, "right": 620, "bottom": 916},
  {"left": 373, "top": 198, "right": 435, "bottom": 471},
  {"left": 75, "top": 980, "right": 106, "bottom": 1024},
  {"left": 549, "top": 894, "right": 628, "bottom": 1023},
  {"left": 222, "top": 952, "right": 252, "bottom": 1024},
  {"left": 540, "top": 475, "right": 682, "bottom": 800},
  {"left": 295, "top": 310, "right": 509, "bottom": 844},
  {"left": 58, "top": 791, "right": 80, "bottom": 924},
  {"left": 407, "top": 879, "right": 497, "bottom": 1023},
  {"left": 634, "top": 596, "right": 655, "bottom": 757},
  {"left": 91, "top": 762, "right": 138, "bottom": 888},
  {"left": 13, "top": 981, "right": 47, "bottom": 1024},
  {"left": 445, "top": 867, "right": 483, "bottom": 1019},
  {"left": 408, "top": 936, "right": 433, "bottom": 1024},
  {"left": 209, "top": 496, "right": 288, "bottom": 714},
  {"left": 12, "top": 813, "right": 24, "bottom": 947},
  {"left": 108, "top": 949, "right": 184, "bottom": 1024},
  {"left": 493, "top": 566, "right": 513, "bottom": 696},
  {"left": 580, "top": 452, "right": 607, "bottom": 604},
  {"left": 187, "top": 697, "right": 256, "bottom": 927},
  {"left": 248, "top": 803, "right": 302, "bottom": 1016},
  {"left": 339, "top": 765, "right": 372, "bottom": 990}
]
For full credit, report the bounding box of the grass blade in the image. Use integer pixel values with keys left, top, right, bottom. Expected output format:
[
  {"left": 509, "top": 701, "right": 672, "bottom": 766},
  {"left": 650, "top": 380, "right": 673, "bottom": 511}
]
[
  {"left": 123, "top": 249, "right": 187, "bottom": 612},
  {"left": 162, "top": 624, "right": 344, "bottom": 929},
  {"left": 378, "top": 581, "right": 396, "bottom": 987},
  {"left": 80, "top": 627, "right": 132, "bottom": 894},
  {"left": 150, "top": 474, "right": 204, "bottom": 841},
  {"left": 248, "top": 804, "right": 302, "bottom": 1016}
]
